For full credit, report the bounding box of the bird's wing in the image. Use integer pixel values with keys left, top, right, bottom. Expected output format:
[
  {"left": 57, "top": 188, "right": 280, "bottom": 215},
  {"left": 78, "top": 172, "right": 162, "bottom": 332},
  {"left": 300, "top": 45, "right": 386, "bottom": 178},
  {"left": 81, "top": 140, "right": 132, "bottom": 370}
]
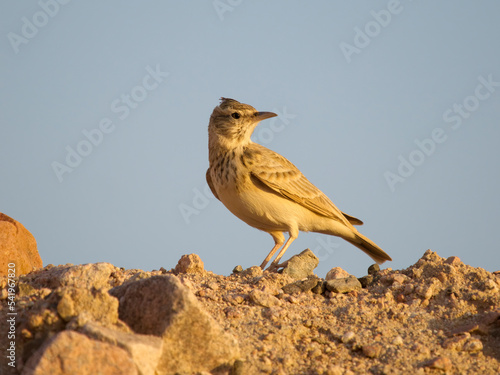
[
  {"left": 247, "top": 144, "right": 360, "bottom": 226},
  {"left": 206, "top": 168, "right": 220, "bottom": 201}
]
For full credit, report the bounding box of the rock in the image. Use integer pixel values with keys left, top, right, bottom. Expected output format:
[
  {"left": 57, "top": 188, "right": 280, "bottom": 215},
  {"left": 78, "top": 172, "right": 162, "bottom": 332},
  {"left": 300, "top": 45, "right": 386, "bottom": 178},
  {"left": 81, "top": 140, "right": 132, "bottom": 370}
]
[
  {"left": 424, "top": 356, "right": 453, "bottom": 372},
  {"left": 59, "top": 263, "right": 117, "bottom": 289},
  {"left": 282, "top": 275, "right": 320, "bottom": 294},
  {"left": 326, "top": 276, "right": 362, "bottom": 293},
  {"left": 249, "top": 289, "right": 280, "bottom": 307},
  {"left": 28, "top": 263, "right": 117, "bottom": 290},
  {"left": 311, "top": 280, "right": 326, "bottom": 294},
  {"left": 81, "top": 321, "right": 162, "bottom": 375},
  {"left": 224, "top": 293, "right": 247, "bottom": 305},
  {"left": 109, "top": 275, "right": 240, "bottom": 373},
  {"left": 230, "top": 359, "right": 246, "bottom": 375},
  {"left": 325, "top": 267, "right": 351, "bottom": 280},
  {"left": 232, "top": 265, "right": 243, "bottom": 273},
  {"left": 174, "top": 253, "right": 204, "bottom": 274},
  {"left": 281, "top": 249, "right": 318, "bottom": 280},
  {"left": 342, "top": 331, "right": 356, "bottom": 343},
  {"left": 392, "top": 336, "right": 404, "bottom": 346},
  {"left": 445, "top": 256, "right": 462, "bottom": 265},
  {"left": 57, "top": 287, "right": 119, "bottom": 324},
  {"left": 239, "top": 266, "right": 263, "bottom": 278},
  {"left": 367, "top": 264, "right": 380, "bottom": 275},
  {"left": 358, "top": 275, "right": 374, "bottom": 288},
  {"left": 462, "top": 338, "right": 483, "bottom": 352},
  {"left": 0, "top": 212, "right": 42, "bottom": 276},
  {"left": 22, "top": 330, "right": 137, "bottom": 375},
  {"left": 362, "top": 344, "right": 383, "bottom": 358}
]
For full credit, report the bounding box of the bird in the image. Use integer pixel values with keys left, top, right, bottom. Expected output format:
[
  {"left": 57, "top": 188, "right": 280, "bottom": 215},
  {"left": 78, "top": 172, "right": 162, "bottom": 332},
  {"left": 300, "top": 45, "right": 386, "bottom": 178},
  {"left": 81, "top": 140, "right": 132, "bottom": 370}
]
[{"left": 206, "top": 97, "right": 392, "bottom": 271}]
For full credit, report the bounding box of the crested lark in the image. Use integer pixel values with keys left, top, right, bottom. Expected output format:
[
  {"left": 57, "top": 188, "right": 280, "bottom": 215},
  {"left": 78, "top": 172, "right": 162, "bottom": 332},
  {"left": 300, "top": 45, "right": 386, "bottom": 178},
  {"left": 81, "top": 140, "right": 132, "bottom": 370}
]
[{"left": 206, "top": 98, "right": 392, "bottom": 270}]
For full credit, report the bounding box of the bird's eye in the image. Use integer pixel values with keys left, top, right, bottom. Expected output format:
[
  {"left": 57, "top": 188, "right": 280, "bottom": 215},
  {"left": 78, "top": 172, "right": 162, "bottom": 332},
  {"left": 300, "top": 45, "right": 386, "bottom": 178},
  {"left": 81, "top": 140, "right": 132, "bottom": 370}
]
[{"left": 231, "top": 112, "right": 241, "bottom": 119}]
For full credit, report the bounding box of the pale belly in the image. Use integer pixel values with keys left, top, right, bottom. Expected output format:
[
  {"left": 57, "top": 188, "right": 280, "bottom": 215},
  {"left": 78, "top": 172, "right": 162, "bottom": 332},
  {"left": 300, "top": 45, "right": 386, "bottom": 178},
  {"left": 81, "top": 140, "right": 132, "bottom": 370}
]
[{"left": 217, "top": 184, "right": 335, "bottom": 234}]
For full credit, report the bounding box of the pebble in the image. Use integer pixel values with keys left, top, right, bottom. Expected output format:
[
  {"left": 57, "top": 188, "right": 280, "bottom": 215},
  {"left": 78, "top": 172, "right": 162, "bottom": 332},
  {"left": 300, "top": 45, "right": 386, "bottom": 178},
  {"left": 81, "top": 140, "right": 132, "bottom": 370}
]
[
  {"left": 311, "top": 280, "right": 326, "bottom": 295},
  {"left": 249, "top": 290, "right": 280, "bottom": 308},
  {"left": 281, "top": 249, "right": 319, "bottom": 279},
  {"left": 325, "top": 267, "right": 351, "bottom": 280},
  {"left": 326, "top": 276, "right": 361, "bottom": 294},
  {"left": 342, "top": 331, "right": 356, "bottom": 343},
  {"left": 445, "top": 256, "right": 462, "bottom": 265},
  {"left": 463, "top": 338, "right": 483, "bottom": 352},
  {"left": 362, "top": 344, "right": 383, "bottom": 358},
  {"left": 282, "top": 275, "right": 320, "bottom": 294},
  {"left": 232, "top": 265, "right": 243, "bottom": 273},
  {"left": 424, "top": 356, "right": 452, "bottom": 372},
  {"left": 173, "top": 253, "right": 205, "bottom": 274},
  {"left": 392, "top": 336, "right": 404, "bottom": 346},
  {"left": 368, "top": 264, "right": 380, "bottom": 275},
  {"left": 358, "top": 275, "right": 373, "bottom": 288},
  {"left": 240, "top": 266, "right": 263, "bottom": 278}
]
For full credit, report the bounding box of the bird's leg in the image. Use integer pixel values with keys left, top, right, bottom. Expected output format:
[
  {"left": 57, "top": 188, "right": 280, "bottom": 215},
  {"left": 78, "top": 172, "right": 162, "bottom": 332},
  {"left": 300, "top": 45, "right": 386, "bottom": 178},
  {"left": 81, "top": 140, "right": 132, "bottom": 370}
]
[
  {"left": 259, "top": 232, "right": 285, "bottom": 269},
  {"left": 266, "top": 231, "right": 298, "bottom": 272}
]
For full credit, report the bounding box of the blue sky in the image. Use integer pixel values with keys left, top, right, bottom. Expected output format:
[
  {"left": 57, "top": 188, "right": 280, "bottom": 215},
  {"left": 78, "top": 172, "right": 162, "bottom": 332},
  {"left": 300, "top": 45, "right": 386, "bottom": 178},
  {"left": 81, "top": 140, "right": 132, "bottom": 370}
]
[{"left": 1, "top": 1, "right": 499, "bottom": 277}]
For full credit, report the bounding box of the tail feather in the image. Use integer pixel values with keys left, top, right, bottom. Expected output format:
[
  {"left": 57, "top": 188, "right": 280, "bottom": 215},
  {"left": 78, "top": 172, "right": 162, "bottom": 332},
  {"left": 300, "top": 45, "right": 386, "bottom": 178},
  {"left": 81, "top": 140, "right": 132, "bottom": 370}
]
[{"left": 347, "top": 232, "right": 392, "bottom": 264}]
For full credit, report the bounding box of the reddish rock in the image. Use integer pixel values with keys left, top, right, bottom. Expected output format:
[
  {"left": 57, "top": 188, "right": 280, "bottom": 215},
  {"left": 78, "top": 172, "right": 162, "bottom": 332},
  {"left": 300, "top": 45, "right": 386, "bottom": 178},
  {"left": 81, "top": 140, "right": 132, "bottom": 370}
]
[
  {"left": 0, "top": 213, "right": 42, "bottom": 276},
  {"left": 22, "top": 330, "right": 137, "bottom": 375}
]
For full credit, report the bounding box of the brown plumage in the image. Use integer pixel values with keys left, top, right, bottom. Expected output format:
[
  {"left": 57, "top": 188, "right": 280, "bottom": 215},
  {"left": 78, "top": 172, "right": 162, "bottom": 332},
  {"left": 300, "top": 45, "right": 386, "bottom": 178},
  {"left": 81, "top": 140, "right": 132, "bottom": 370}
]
[{"left": 207, "top": 98, "right": 392, "bottom": 270}]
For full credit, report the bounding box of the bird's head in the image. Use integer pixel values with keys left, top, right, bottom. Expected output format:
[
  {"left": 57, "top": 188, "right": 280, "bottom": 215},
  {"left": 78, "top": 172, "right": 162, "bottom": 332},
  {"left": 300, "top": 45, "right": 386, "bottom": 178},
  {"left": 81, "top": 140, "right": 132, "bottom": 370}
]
[{"left": 208, "top": 98, "right": 277, "bottom": 149}]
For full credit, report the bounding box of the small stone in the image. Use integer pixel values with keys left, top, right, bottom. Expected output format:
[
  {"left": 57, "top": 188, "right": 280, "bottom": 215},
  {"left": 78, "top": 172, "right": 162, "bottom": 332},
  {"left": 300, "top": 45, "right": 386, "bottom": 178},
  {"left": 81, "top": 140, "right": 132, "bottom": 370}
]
[
  {"left": 326, "top": 276, "right": 362, "bottom": 294},
  {"left": 404, "top": 284, "right": 415, "bottom": 295},
  {"left": 391, "top": 274, "right": 407, "bottom": 284},
  {"left": 282, "top": 275, "right": 319, "bottom": 294},
  {"left": 368, "top": 264, "right": 380, "bottom": 275},
  {"left": 445, "top": 256, "right": 461, "bottom": 265},
  {"left": 311, "top": 280, "right": 326, "bottom": 295},
  {"left": 232, "top": 265, "right": 243, "bottom": 273},
  {"left": 174, "top": 254, "right": 204, "bottom": 274},
  {"left": 240, "top": 266, "right": 263, "bottom": 278},
  {"left": 230, "top": 359, "right": 246, "bottom": 375},
  {"left": 392, "top": 336, "right": 404, "bottom": 346},
  {"left": 325, "top": 267, "right": 351, "bottom": 280},
  {"left": 281, "top": 249, "right": 319, "bottom": 280},
  {"left": 463, "top": 338, "right": 483, "bottom": 352},
  {"left": 325, "top": 365, "right": 344, "bottom": 375},
  {"left": 362, "top": 344, "right": 383, "bottom": 358},
  {"left": 358, "top": 275, "right": 374, "bottom": 288},
  {"left": 424, "top": 356, "right": 452, "bottom": 372},
  {"left": 249, "top": 289, "right": 280, "bottom": 307},
  {"left": 342, "top": 331, "right": 355, "bottom": 343},
  {"left": 224, "top": 293, "right": 246, "bottom": 305}
]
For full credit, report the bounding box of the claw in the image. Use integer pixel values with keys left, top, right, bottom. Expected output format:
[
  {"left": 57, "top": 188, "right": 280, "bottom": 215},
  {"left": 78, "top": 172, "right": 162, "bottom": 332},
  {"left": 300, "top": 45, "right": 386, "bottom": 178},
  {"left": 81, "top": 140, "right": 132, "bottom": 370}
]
[{"left": 266, "top": 260, "right": 288, "bottom": 273}]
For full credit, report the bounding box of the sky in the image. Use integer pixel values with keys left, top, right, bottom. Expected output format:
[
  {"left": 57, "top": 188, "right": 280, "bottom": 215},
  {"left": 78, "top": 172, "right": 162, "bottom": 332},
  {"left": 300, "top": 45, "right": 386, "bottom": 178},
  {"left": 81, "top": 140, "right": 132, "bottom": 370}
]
[{"left": 1, "top": 1, "right": 499, "bottom": 278}]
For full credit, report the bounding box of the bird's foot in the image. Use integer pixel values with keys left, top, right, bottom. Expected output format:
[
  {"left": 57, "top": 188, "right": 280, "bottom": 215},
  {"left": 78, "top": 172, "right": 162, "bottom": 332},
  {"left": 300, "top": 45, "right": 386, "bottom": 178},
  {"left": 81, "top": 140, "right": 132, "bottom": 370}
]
[{"left": 266, "top": 260, "right": 288, "bottom": 273}]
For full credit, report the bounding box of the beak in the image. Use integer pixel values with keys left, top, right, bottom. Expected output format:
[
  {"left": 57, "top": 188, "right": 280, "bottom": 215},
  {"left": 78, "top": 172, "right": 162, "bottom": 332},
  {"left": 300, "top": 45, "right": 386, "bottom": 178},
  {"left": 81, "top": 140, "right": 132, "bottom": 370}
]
[{"left": 254, "top": 111, "right": 277, "bottom": 121}]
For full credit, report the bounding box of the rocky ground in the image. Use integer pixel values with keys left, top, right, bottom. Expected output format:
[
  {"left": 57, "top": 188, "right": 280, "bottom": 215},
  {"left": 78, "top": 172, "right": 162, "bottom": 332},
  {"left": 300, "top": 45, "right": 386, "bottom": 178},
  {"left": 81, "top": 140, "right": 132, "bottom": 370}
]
[{"left": 1, "top": 249, "right": 499, "bottom": 375}]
